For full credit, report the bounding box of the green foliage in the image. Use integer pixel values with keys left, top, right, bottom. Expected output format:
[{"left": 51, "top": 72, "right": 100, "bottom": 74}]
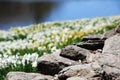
[{"left": 0, "top": 60, "right": 37, "bottom": 80}]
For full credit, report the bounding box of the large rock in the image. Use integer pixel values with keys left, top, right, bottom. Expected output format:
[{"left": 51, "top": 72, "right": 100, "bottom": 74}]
[
  {"left": 97, "top": 53, "right": 120, "bottom": 80},
  {"left": 6, "top": 72, "right": 53, "bottom": 80},
  {"left": 37, "top": 50, "right": 79, "bottom": 75},
  {"left": 57, "top": 62, "right": 102, "bottom": 80},
  {"left": 60, "top": 45, "right": 91, "bottom": 61},
  {"left": 103, "top": 34, "right": 120, "bottom": 54},
  {"left": 92, "top": 34, "right": 120, "bottom": 79},
  {"left": 101, "top": 34, "right": 120, "bottom": 79}
]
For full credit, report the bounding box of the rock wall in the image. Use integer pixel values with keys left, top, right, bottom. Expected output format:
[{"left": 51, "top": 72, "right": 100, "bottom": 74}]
[{"left": 6, "top": 25, "right": 120, "bottom": 80}]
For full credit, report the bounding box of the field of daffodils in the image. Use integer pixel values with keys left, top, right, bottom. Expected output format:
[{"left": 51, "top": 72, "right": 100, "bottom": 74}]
[{"left": 0, "top": 16, "right": 120, "bottom": 79}]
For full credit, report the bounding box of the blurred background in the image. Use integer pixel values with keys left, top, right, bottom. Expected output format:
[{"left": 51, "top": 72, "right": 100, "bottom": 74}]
[{"left": 0, "top": 0, "right": 120, "bottom": 30}]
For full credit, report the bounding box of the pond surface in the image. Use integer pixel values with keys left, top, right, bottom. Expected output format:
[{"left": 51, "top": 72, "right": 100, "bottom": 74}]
[{"left": 0, "top": 0, "right": 120, "bottom": 30}]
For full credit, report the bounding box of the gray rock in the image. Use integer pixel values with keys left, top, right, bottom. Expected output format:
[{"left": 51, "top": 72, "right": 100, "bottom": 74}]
[
  {"left": 86, "top": 52, "right": 102, "bottom": 63},
  {"left": 67, "top": 77, "right": 101, "bottom": 80},
  {"left": 58, "top": 62, "right": 102, "bottom": 80},
  {"left": 6, "top": 72, "right": 53, "bottom": 80},
  {"left": 60, "top": 45, "right": 91, "bottom": 61},
  {"left": 103, "top": 34, "right": 120, "bottom": 54},
  {"left": 101, "top": 34, "right": 120, "bottom": 79},
  {"left": 101, "top": 66, "right": 120, "bottom": 80},
  {"left": 88, "top": 78, "right": 101, "bottom": 80},
  {"left": 98, "top": 53, "right": 120, "bottom": 70},
  {"left": 97, "top": 53, "right": 120, "bottom": 80},
  {"left": 67, "top": 77, "right": 87, "bottom": 80},
  {"left": 37, "top": 50, "right": 80, "bottom": 75}
]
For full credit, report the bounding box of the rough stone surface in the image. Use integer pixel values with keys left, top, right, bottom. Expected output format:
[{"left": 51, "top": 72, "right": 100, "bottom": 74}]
[
  {"left": 76, "top": 40, "right": 104, "bottom": 50},
  {"left": 101, "top": 66, "right": 120, "bottom": 80},
  {"left": 57, "top": 62, "right": 102, "bottom": 80},
  {"left": 67, "top": 77, "right": 102, "bottom": 80},
  {"left": 97, "top": 53, "right": 120, "bottom": 80},
  {"left": 6, "top": 72, "right": 53, "bottom": 80},
  {"left": 60, "top": 45, "right": 91, "bottom": 61},
  {"left": 95, "top": 34, "right": 120, "bottom": 80},
  {"left": 37, "top": 50, "right": 80, "bottom": 75},
  {"left": 103, "top": 34, "right": 120, "bottom": 54},
  {"left": 98, "top": 53, "right": 120, "bottom": 71},
  {"left": 67, "top": 77, "right": 87, "bottom": 80},
  {"left": 86, "top": 52, "right": 102, "bottom": 63},
  {"left": 96, "top": 34, "right": 120, "bottom": 80}
]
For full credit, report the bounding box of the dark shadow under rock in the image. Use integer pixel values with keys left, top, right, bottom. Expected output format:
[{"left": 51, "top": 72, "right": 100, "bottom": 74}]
[
  {"left": 73, "top": 34, "right": 105, "bottom": 50},
  {"left": 82, "top": 34, "right": 105, "bottom": 41},
  {"left": 76, "top": 40, "right": 104, "bottom": 50}
]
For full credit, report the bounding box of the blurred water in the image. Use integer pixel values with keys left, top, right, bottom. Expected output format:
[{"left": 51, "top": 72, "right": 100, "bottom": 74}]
[{"left": 0, "top": 0, "right": 120, "bottom": 30}]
